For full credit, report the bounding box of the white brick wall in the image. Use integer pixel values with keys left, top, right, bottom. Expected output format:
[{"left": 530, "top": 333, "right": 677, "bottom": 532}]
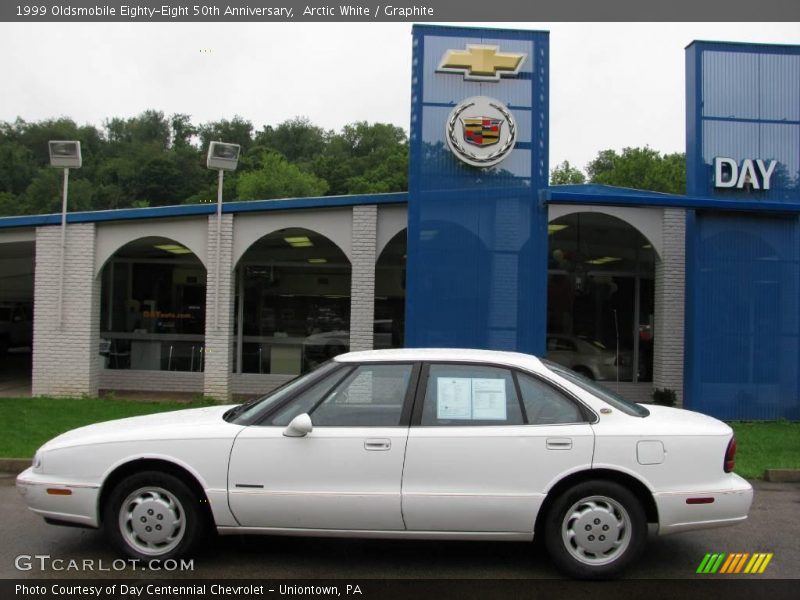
[
  {"left": 610, "top": 382, "right": 656, "bottom": 404},
  {"left": 32, "top": 223, "right": 100, "bottom": 397},
  {"left": 349, "top": 205, "right": 377, "bottom": 352},
  {"left": 100, "top": 369, "right": 203, "bottom": 393},
  {"left": 653, "top": 208, "right": 686, "bottom": 404},
  {"left": 232, "top": 373, "right": 295, "bottom": 398},
  {"left": 203, "top": 214, "right": 235, "bottom": 401}
]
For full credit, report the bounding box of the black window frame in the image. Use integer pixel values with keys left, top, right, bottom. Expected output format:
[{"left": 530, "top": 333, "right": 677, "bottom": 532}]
[
  {"left": 253, "top": 361, "right": 421, "bottom": 428},
  {"left": 514, "top": 369, "right": 596, "bottom": 425},
  {"left": 228, "top": 360, "right": 347, "bottom": 426},
  {"left": 543, "top": 359, "right": 649, "bottom": 418},
  {"left": 410, "top": 361, "right": 597, "bottom": 427}
]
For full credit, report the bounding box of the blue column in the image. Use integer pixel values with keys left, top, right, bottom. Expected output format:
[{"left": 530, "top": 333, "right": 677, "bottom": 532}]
[{"left": 406, "top": 25, "right": 550, "bottom": 355}]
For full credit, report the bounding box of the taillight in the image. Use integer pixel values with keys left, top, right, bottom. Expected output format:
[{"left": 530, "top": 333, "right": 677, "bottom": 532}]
[{"left": 724, "top": 436, "right": 737, "bottom": 473}]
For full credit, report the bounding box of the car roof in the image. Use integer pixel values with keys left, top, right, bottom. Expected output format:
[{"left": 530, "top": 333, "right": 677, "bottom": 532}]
[{"left": 335, "top": 348, "right": 546, "bottom": 371}]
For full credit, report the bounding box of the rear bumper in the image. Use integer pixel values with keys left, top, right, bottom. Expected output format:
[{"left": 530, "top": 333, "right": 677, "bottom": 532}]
[
  {"left": 654, "top": 473, "right": 753, "bottom": 535},
  {"left": 16, "top": 467, "right": 100, "bottom": 529}
]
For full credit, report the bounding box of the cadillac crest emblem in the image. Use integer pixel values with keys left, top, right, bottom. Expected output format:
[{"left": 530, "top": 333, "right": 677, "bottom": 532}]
[
  {"left": 446, "top": 96, "right": 516, "bottom": 167},
  {"left": 462, "top": 117, "right": 503, "bottom": 147}
]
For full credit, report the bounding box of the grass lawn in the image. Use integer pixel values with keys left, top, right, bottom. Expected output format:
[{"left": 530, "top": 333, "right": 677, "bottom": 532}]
[
  {"left": 0, "top": 396, "right": 216, "bottom": 459},
  {"left": 729, "top": 421, "right": 800, "bottom": 479}
]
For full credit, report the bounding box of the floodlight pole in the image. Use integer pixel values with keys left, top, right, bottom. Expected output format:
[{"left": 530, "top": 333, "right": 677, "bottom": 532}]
[
  {"left": 215, "top": 168, "right": 224, "bottom": 330},
  {"left": 58, "top": 167, "right": 70, "bottom": 329}
]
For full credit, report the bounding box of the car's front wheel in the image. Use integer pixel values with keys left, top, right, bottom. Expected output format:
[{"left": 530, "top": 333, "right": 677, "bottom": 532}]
[
  {"left": 104, "top": 471, "right": 207, "bottom": 561},
  {"left": 543, "top": 480, "right": 647, "bottom": 579}
]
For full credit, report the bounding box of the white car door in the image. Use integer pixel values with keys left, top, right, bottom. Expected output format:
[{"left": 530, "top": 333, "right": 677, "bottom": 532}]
[
  {"left": 228, "top": 362, "right": 417, "bottom": 530},
  {"left": 401, "top": 363, "right": 595, "bottom": 533}
]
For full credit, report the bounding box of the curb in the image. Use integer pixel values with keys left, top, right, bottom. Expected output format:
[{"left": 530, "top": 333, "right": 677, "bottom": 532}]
[
  {"left": 764, "top": 468, "right": 800, "bottom": 483},
  {"left": 0, "top": 458, "right": 30, "bottom": 475}
]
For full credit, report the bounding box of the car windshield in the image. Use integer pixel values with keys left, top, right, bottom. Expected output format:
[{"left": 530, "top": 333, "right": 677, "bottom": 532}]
[
  {"left": 225, "top": 361, "right": 340, "bottom": 425},
  {"left": 543, "top": 359, "right": 650, "bottom": 417}
]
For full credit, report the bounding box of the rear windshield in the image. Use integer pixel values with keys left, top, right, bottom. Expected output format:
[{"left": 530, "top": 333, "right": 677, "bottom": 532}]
[{"left": 543, "top": 360, "right": 650, "bottom": 418}]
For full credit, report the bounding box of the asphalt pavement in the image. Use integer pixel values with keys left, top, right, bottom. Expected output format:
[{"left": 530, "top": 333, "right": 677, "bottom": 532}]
[{"left": 1, "top": 476, "right": 797, "bottom": 580}]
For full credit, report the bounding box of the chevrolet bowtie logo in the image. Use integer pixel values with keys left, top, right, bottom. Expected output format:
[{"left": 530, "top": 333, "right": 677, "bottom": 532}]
[{"left": 437, "top": 45, "right": 527, "bottom": 81}]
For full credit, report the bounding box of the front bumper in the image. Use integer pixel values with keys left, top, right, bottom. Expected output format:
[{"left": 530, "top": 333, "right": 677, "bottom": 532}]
[
  {"left": 16, "top": 467, "right": 101, "bottom": 528},
  {"left": 654, "top": 473, "right": 754, "bottom": 535}
]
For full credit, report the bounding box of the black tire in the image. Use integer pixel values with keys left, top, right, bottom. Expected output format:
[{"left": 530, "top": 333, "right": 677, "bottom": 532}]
[
  {"left": 543, "top": 480, "right": 647, "bottom": 579},
  {"left": 103, "top": 470, "right": 208, "bottom": 561}
]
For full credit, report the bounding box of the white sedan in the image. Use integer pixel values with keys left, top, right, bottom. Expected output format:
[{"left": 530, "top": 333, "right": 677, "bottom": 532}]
[{"left": 17, "top": 349, "right": 752, "bottom": 578}]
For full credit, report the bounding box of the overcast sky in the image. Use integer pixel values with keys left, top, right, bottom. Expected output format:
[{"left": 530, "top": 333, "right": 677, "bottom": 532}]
[{"left": 1, "top": 22, "right": 798, "bottom": 172}]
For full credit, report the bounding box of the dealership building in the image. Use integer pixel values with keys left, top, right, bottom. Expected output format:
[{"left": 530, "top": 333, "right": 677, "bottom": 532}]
[{"left": 0, "top": 26, "right": 798, "bottom": 421}]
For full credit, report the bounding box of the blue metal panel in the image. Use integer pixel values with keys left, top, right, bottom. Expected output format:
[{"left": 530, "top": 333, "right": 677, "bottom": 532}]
[
  {"left": 686, "top": 41, "right": 800, "bottom": 203},
  {"left": 685, "top": 41, "right": 800, "bottom": 420},
  {"left": 406, "top": 25, "right": 549, "bottom": 354},
  {"left": 685, "top": 212, "right": 800, "bottom": 420}
]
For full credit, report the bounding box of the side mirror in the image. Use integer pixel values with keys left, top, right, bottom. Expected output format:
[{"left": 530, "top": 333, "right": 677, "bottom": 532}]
[{"left": 283, "top": 413, "right": 313, "bottom": 437}]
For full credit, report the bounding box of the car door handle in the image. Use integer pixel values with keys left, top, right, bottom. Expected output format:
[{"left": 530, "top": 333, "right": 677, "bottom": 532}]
[
  {"left": 364, "top": 439, "right": 391, "bottom": 451},
  {"left": 546, "top": 438, "right": 573, "bottom": 450}
]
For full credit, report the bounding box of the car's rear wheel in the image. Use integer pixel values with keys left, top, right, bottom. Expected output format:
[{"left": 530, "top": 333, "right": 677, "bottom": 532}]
[
  {"left": 544, "top": 480, "right": 646, "bottom": 579},
  {"left": 104, "top": 471, "right": 207, "bottom": 561}
]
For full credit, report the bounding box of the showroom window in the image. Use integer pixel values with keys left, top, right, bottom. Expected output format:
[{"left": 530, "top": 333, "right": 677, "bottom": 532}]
[
  {"left": 547, "top": 213, "right": 655, "bottom": 383},
  {"left": 233, "top": 228, "right": 351, "bottom": 376},
  {"left": 99, "top": 236, "right": 206, "bottom": 371},
  {"left": 374, "top": 228, "right": 406, "bottom": 350}
]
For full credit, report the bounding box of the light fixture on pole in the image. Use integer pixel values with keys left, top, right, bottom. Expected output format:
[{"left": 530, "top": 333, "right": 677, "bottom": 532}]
[
  {"left": 48, "top": 141, "right": 82, "bottom": 328},
  {"left": 206, "top": 141, "right": 240, "bottom": 330}
]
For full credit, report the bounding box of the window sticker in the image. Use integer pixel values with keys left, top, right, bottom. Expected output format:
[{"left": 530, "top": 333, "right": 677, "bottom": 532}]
[
  {"left": 471, "top": 378, "right": 507, "bottom": 420},
  {"left": 435, "top": 376, "right": 508, "bottom": 420},
  {"left": 436, "top": 377, "right": 472, "bottom": 419}
]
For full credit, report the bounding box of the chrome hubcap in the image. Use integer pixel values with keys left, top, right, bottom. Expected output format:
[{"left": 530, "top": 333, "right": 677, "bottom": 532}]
[
  {"left": 562, "top": 495, "right": 631, "bottom": 566},
  {"left": 119, "top": 486, "right": 185, "bottom": 556}
]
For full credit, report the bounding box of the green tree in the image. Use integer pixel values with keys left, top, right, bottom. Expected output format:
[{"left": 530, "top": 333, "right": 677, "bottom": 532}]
[
  {"left": 0, "top": 142, "right": 37, "bottom": 195},
  {"left": 19, "top": 169, "right": 94, "bottom": 215},
  {"left": 136, "top": 154, "right": 183, "bottom": 205},
  {"left": 586, "top": 146, "right": 685, "bottom": 194},
  {"left": 550, "top": 160, "right": 586, "bottom": 185},
  {"left": 236, "top": 151, "right": 328, "bottom": 200},
  {"left": 254, "top": 117, "right": 328, "bottom": 165},
  {"left": 106, "top": 110, "right": 171, "bottom": 149},
  {"left": 170, "top": 113, "right": 198, "bottom": 148},
  {"left": 198, "top": 116, "right": 254, "bottom": 155},
  {"left": 0, "top": 112, "right": 413, "bottom": 216},
  {"left": 313, "top": 122, "right": 408, "bottom": 196},
  {"left": 0, "top": 191, "right": 23, "bottom": 215}
]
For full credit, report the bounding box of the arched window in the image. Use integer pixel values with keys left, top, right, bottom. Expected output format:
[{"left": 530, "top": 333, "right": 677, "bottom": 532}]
[
  {"left": 547, "top": 213, "right": 656, "bottom": 383},
  {"left": 233, "top": 227, "right": 351, "bottom": 375},
  {"left": 374, "top": 229, "right": 406, "bottom": 349},
  {"left": 99, "top": 236, "right": 206, "bottom": 371}
]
